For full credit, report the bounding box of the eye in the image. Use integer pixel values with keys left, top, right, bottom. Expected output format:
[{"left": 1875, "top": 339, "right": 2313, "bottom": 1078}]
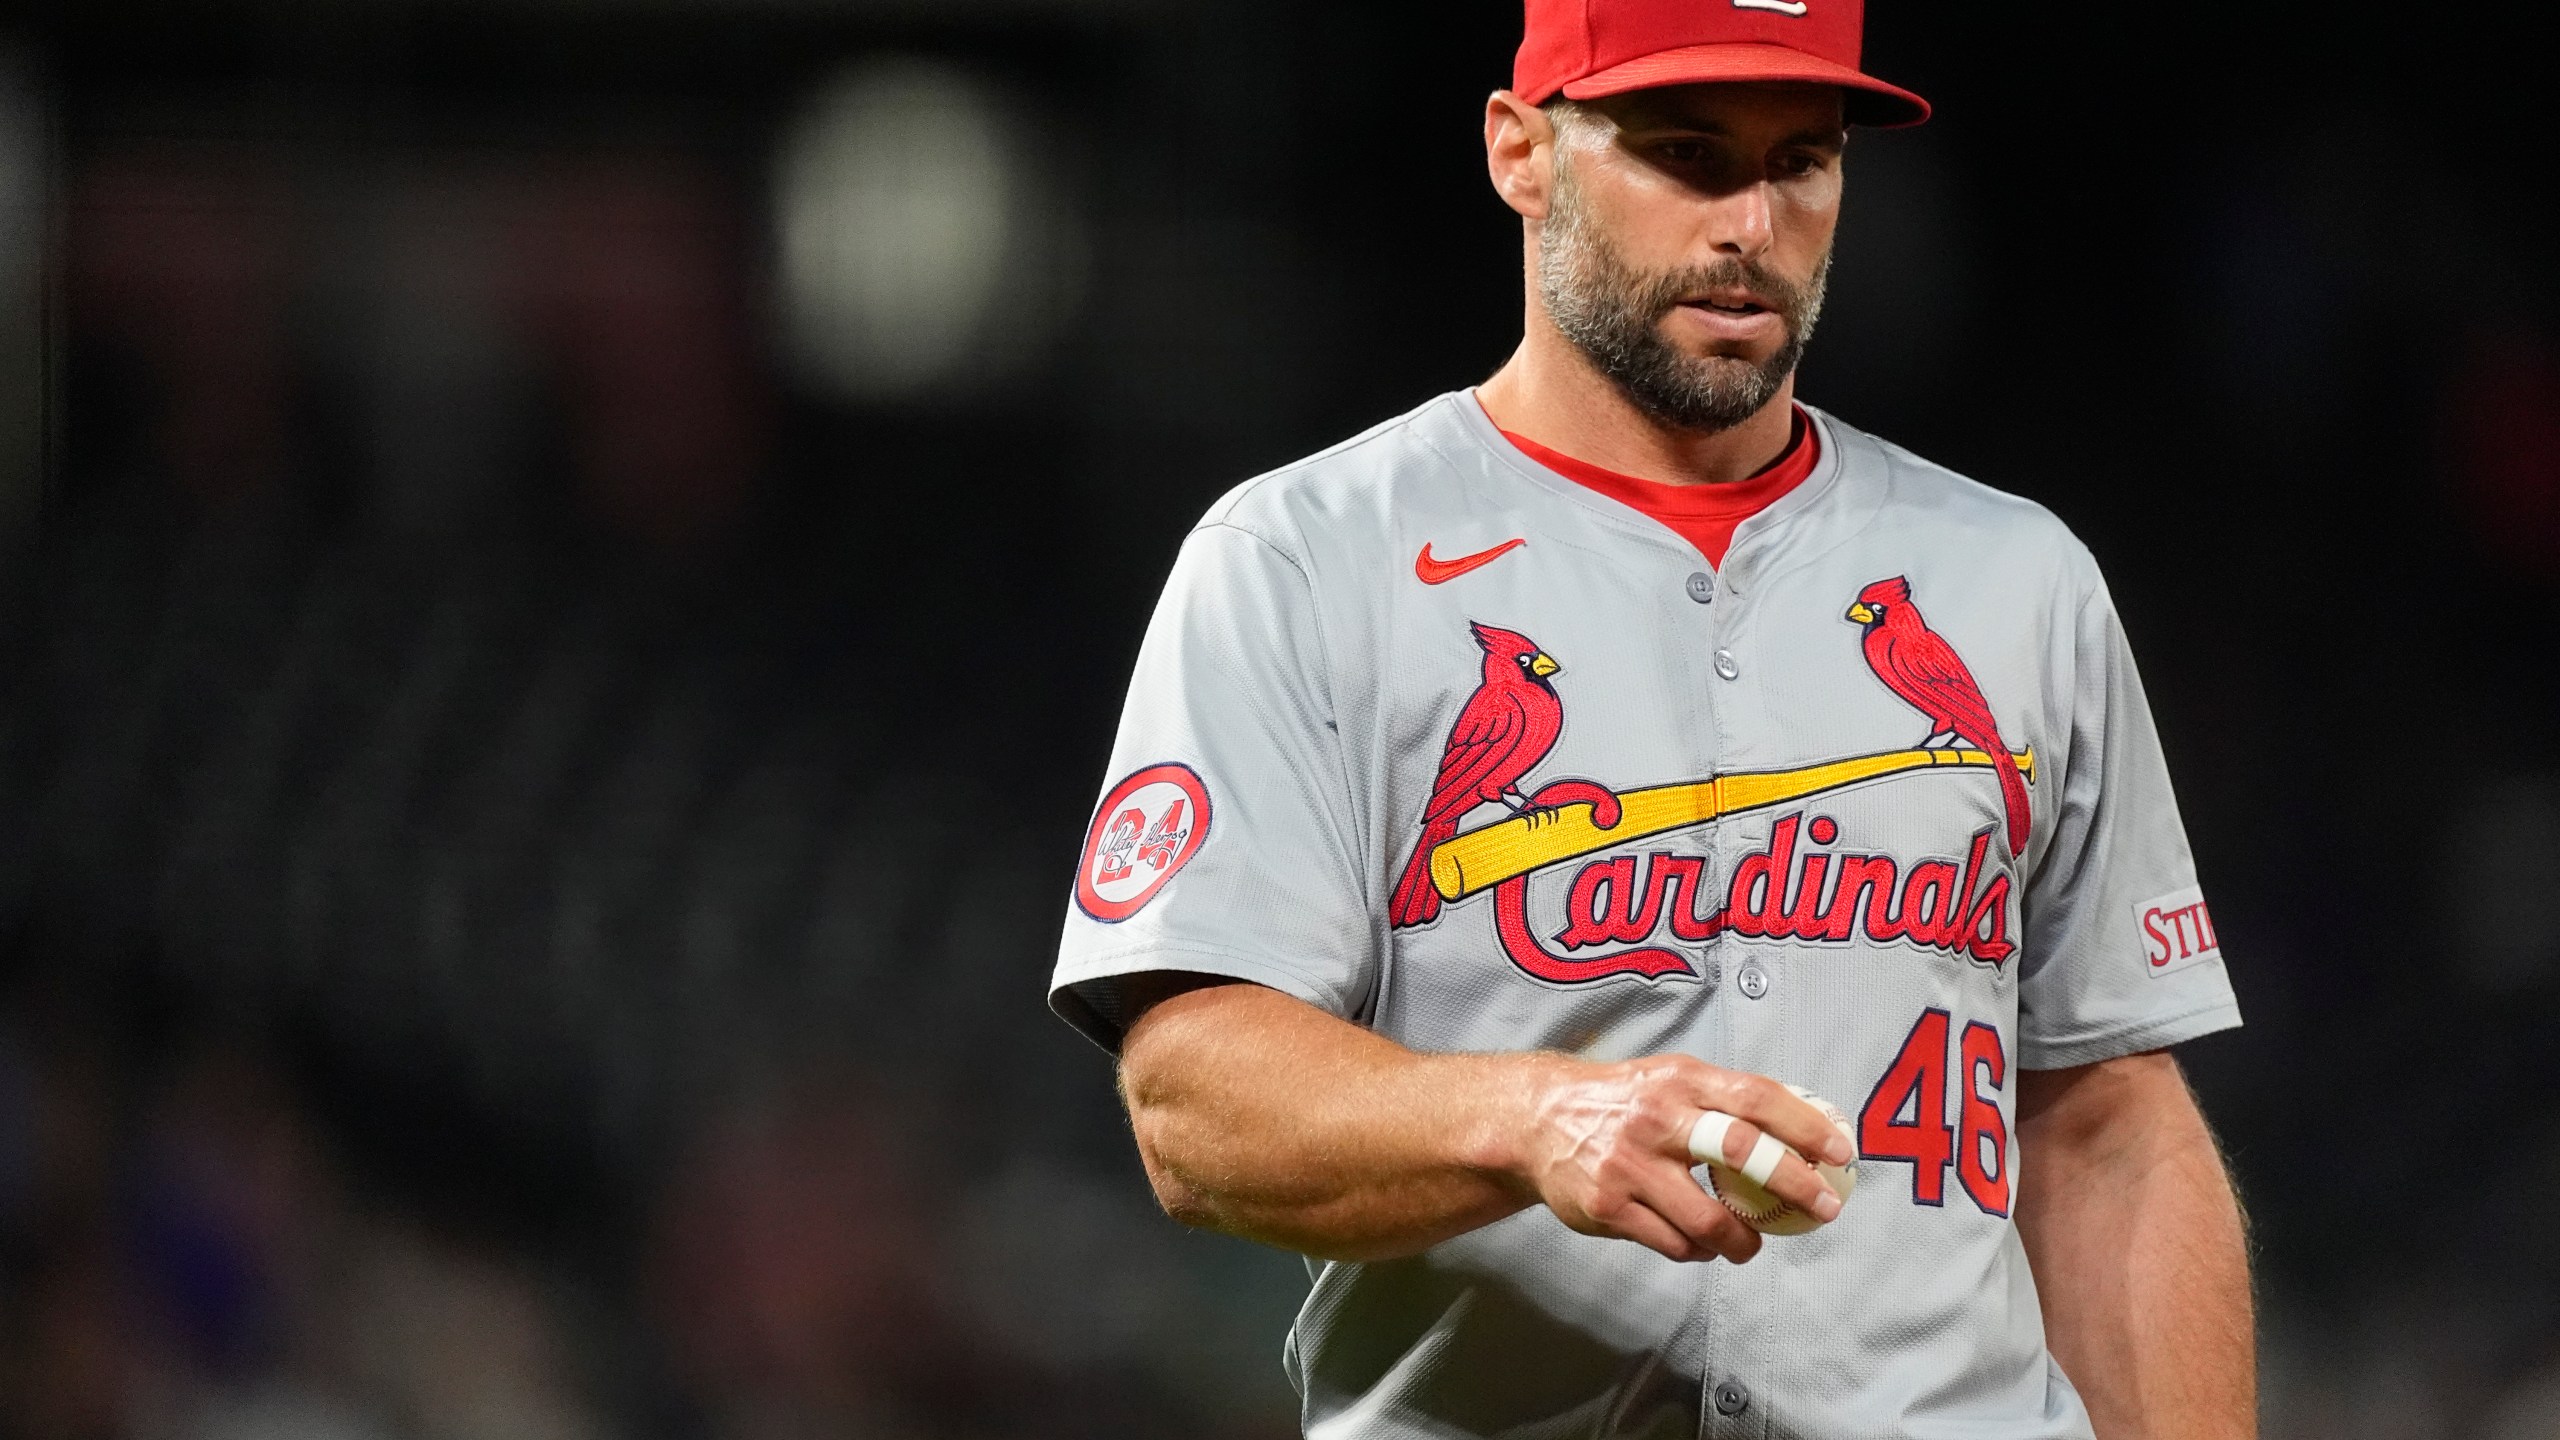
[{"left": 1775, "top": 152, "right": 1825, "bottom": 179}]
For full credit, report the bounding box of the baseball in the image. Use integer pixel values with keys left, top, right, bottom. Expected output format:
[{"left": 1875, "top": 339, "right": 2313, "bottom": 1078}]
[{"left": 1692, "top": 1084, "right": 1858, "bottom": 1236}]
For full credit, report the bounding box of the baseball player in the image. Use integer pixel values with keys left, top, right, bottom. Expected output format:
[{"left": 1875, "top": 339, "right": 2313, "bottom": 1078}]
[{"left": 1051, "top": 2, "right": 2252, "bottom": 1436}]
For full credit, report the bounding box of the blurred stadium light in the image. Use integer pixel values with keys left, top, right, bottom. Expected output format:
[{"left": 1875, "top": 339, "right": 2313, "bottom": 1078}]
[{"left": 775, "top": 57, "right": 1084, "bottom": 403}]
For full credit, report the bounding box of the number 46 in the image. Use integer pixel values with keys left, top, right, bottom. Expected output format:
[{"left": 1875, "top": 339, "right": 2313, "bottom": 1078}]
[{"left": 1858, "top": 1009, "right": 2011, "bottom": 1216}]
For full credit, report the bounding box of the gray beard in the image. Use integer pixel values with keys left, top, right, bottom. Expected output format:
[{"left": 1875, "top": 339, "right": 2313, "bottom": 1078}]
[{"left": 1536, "top": 162, "right": 1830, "bottom": 434}]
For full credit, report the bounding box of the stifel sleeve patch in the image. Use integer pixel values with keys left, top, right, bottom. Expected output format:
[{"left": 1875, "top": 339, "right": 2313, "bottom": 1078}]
[
  {"left": 2132, "top": 885, "right": 2221, "bottom": 978},
  {"left": 1076, "top": 763, "right": 1212, "bottom": 923}
]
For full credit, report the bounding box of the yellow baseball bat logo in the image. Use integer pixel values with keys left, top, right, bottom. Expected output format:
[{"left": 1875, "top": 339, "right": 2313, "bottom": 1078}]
[{"left": 1429, "top": 746, "right": 2035, "bottom": 904}]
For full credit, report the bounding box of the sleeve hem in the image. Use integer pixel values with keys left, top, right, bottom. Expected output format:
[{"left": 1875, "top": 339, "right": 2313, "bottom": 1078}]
[
  {"left": 2017, "top": 999, "right": 2243, "bottom": 1072},
  {"left": 1048, "top": 942, "right": 1357, "bottom": 1055}
]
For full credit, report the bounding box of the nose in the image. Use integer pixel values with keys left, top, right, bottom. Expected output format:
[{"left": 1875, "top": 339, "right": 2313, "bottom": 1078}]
[{"left": 1703, "top": 180, "right": 1776, "bottom": 260}]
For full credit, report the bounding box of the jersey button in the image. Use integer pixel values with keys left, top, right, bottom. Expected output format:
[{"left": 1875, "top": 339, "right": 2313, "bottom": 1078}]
[
  {"left": 1713, "top": 649, "right": 1741, "bottom": 681},
  {"left": 1714, "top": 1380, "right": 1751, "bottom": 1417},
  {"left": 1737, "top": 962, "right": 1770, "bottom": 1000},
  {"left": 1686, "top": 571, "right": 1715, "bottom": 604}
]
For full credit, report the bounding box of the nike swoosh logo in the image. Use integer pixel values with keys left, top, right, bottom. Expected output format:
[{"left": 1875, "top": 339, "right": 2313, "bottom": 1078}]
[
  {"left": 1416, "top": 538, "right": 1527, "bottom": 585},
  {"left": 1733, "top": 0, "right": 1809, "bottom": 13}
]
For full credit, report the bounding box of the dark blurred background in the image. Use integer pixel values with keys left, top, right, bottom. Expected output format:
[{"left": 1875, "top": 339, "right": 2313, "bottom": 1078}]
[{"left": 0, "top": 2, "right": 2556, "bottom": 1437}]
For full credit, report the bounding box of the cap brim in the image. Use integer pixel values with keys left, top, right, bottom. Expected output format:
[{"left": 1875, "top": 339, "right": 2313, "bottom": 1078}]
[{"left": 1561, "top": 43, "right": 1930, "bottom": 128}]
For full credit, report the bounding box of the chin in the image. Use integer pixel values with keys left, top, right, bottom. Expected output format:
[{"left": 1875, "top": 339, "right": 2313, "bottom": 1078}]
[
  {"left": 1661, "top": 343, "right": 1774, "bottom": 377},
  {"left": 1653, "top": 322, "right": 1778, "bottom": 366}
]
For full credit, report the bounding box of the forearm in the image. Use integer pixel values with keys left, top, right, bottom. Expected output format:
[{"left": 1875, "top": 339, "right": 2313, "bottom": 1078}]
[
  {"left": 2017, "top": 1053, "right": 2253, "bottom": 1439},
  {"left": 1119, "top": 981, "right": 1554, "bottom": 1259},
  {"left": 1119, "top": 976, "right": 1848, "bottom": 1266}
]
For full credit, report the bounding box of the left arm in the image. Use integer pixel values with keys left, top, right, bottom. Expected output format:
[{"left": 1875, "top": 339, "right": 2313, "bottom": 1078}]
[{"left": 2016, "top": 1050, "right": 2254, "bottom": 1440}]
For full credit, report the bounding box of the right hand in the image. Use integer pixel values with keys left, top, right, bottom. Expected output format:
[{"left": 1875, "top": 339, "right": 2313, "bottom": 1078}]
[{"left": 1510, "top": 1053, "right": 1852, "bottom": 1264}]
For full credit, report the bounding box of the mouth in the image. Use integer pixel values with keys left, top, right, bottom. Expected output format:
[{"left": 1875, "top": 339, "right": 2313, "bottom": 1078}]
[
  {"left": 1667, "top": 289, "right": 1786, "bottom": 344},
  {"left": 1681, "top": 289, "right": 1774, "bottom": 319}
]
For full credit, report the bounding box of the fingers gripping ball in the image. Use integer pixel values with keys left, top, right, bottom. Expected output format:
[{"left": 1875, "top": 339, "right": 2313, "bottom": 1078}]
[{"left": 1687, "top": 1085, "right": 1858, "bottom": 1236}]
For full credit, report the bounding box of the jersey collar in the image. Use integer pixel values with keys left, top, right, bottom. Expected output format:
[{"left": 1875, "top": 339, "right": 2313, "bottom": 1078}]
[{"left": 1448, "top": 390, "right": 1851, "bottom": 568}]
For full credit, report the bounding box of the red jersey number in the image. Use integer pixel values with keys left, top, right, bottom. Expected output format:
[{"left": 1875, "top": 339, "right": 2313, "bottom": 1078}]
[{"left": 1859, "top": 1009, "right": 2011, "bottom": 1217}]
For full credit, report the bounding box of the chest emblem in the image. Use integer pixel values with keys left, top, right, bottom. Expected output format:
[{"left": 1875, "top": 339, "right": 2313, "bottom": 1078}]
[
  {"left": 1392, "top": 589, "right": 2035, "bottom": 984},
  {"left": 1388, "top": 623, "right": 1564, "bottom": 926},
  {"left": 1845, "top": 577, "right": 2032, "bottom": 856}
]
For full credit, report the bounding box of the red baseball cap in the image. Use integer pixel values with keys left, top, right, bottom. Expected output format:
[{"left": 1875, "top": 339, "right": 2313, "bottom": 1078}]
[{"left": 1515, "top": 0, "right": 1929, "bottom": 128}]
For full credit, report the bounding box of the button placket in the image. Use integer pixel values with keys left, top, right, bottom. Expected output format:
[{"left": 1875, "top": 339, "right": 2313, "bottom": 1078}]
[
  {"left": 1708, "top": 554, "right": 1755, "bottom": 685},
  {"left": 1692, "top": 553, "right": 1769, "bottom": 1440},
  {"left": 1684, "top": 552, "right": 1729, "bottom": 819},
  {"left": 1685, "top": 552, "right": 1738, "bottom": 1016}
]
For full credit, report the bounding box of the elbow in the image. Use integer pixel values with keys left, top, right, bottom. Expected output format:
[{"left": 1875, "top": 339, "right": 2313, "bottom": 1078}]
[
  {"left": 1123, "top": 1079, "right": 1219, "bottom": 1230},
  {"left": 1142, "top": 1160, "right": 1218, "bottom": 1230}
]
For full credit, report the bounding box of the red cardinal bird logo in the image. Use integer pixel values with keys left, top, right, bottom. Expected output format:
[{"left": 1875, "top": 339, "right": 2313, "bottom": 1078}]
[
  {"left": 1389, "top": 623, "right": 1566, "bottom": 928},
  {"left": 1847, "top": 577, "right": 2032, "bottom": 857}
]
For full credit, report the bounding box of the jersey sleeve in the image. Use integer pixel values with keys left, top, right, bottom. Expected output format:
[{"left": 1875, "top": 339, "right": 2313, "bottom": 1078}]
[
  {"left": 1048, "top": 519, "right": 1377, "bottom": 1052},
  {"left": 2015, "top": 577, "right": 2242, "bottom": 1069}
]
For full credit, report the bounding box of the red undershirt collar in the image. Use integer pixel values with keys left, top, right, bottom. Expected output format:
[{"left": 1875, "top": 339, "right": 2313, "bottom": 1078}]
[{"left": 1493, "top": 403, "right": 1820, "bottom": 569}]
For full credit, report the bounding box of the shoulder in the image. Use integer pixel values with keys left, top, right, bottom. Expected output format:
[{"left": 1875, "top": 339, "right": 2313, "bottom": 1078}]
[
  {"left": 1191, "top": 392, "right": 1488, "bottom": 567},
  {"left": 1815, "top": 407, "right": 2105, "bottom": 603}
]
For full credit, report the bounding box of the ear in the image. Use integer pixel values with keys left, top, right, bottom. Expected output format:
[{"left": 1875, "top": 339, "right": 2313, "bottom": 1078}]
[{"left": 1484, "top": 90, "right": 1558, "bottom": 222}]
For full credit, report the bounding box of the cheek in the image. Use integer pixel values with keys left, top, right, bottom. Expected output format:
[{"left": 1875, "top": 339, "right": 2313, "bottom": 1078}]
[
  {"left": 1574, "top": 148, "right": 1724, "bottom": 248},
  {"left": 1582, "top": 169, "right": 1701, "bottom": 264}
]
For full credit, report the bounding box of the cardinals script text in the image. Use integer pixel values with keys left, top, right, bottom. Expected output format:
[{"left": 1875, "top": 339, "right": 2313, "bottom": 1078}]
[{"left": 1489, "top": 810, "right": 2017, "bottom": 985}]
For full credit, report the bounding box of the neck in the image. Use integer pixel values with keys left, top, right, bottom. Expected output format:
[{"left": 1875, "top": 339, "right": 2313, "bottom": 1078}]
[{"left": 1475, "top": 317, "right": 1798, "bottom": 488}]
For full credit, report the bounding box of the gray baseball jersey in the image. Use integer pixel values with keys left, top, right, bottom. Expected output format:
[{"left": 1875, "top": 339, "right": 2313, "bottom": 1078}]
[{"left": 1050, "top": 392, "right": 2240, "bottom": 1440}]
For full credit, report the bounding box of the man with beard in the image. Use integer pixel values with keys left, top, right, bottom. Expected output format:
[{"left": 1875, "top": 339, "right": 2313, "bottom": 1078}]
[{"left": 1050, "top": 2, "right": 2252, "bottom": 1436}]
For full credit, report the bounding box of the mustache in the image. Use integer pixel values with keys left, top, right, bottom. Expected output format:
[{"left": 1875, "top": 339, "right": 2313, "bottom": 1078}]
[{"left": 1640, "top": 258, "right": 1824, "bottom": 331}]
